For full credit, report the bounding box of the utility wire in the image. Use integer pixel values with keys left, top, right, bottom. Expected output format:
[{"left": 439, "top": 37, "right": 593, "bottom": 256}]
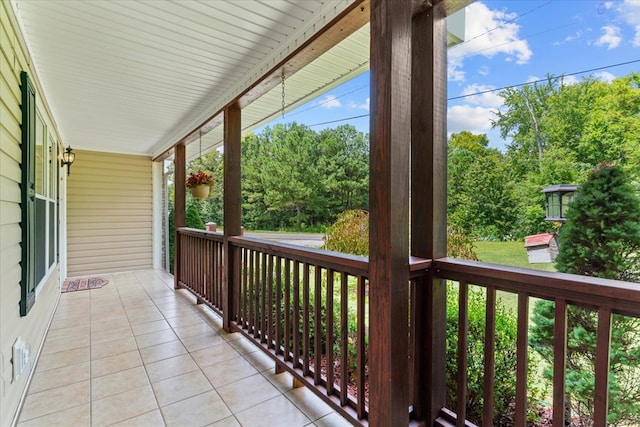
[
  {"left": 304, "top": 59, "right": 640, "bottom": 127},
  {"left": 448, "top": 58, "right": 640, "bottom": 101},
  {"left": 306, "top": 114, "right": 369, "bottom": 128},
  {"left": 451, "top": 0, "right": 553, "bottom": 50},
  {"left": 287, "top": 84, "right": 368, "bottom": 117}
]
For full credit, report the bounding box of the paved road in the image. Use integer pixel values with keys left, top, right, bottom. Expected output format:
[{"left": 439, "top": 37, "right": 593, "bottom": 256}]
[{"left": 243, "top": 231, "right": 325, "bottom": 248}]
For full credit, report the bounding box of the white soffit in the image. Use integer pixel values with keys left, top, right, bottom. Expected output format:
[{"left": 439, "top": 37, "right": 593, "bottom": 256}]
[
  {"left": 13, "top": 1, "right": 465, "bottom": 159},
  {"left": 11, "top": 0, "right": 355, "bottom": 156}
]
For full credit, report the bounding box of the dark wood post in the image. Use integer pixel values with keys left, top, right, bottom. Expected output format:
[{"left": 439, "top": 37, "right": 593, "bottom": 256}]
[
  {"left": 368, "top": 0, "right": 412, "bottom": 424},
  {"left": 223, "top": 103, "right": 242, "bottom": 331},
  {"left": 411, "top": 1, "right": 448, "bottom": 422},
  {"left": 174, "top": 142, "right": 186, "bottom": 290}
]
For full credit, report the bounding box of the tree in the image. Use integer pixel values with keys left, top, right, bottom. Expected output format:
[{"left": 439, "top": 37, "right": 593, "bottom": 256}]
[
  {"left": 317, "top": 125, "right": 369, "bottom": 215},
  {"left": 556, "top": 163, "right": 640, "bottom": 281},
  {"left": 449, "top": 130, "right": 489, "bottom": 153},
  {"left": 448, "top": 132, "right": 517, "bottom": 240},
  {"left": 186, "top": 199, "right": 205, "bottom": 230},
  {"left": 530, "top": 163, "right": 640, "bottom": 426},
  {"left": 492, "top": 73, "right": 640, "bottom": 238}
]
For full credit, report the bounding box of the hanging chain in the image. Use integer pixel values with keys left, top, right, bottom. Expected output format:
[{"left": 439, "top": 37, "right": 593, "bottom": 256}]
[
  {"left": 281, "top": 68, "right": 286, "bottom": 119},
  {"left": 199, "top": 129, "right": 202, "bottom": 161}
]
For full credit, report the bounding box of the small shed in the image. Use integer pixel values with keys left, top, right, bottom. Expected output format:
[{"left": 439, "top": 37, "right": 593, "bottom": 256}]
[{"left": 524, "top": 233, "right": 559, "bottom": 263}]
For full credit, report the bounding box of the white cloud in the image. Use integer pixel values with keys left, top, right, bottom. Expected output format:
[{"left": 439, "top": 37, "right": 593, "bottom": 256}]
[
  {"left": 318, "top": 95, "right": 341, "bottom": 109},
  {"left": 593, "top": 71, "right": 616, "bottom": 82},
  {"left": 561, "top": 75, "right": 580, "bottom": 86},
  {"left": 447, "top": 104, "right": 498, "bottom": 135},
  {"left": 348, "top": 97, "right": 369, "bottom": 112},
  {"left": 619, "top": 0, "right": 640, "bottom": 25},
  {"left": 448, "top": 2, "right": 532, "bottom": 81},
  {"left": 478, "top": 66, "right": 489, "bottom": 76},
  {"left": 617, "top": 1, "right": 640, "bottom": 46},
  {"left": 448, "top": 59, "right": 466, "bottom": 82},
  {"left": 564, "top": 30, "right": 583, "bottom": 43},
  {"left": 594, "top": 25, "right": 622, "bottom": 49},
  {"left": 461, "top": 84, "right": 503, "bottom": 107}
]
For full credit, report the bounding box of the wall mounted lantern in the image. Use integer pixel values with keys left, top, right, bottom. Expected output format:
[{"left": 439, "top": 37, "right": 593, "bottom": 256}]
[
  {"left": 61, "top": 146, "right": 75, "bottom": 176},
  {"left": 542, "top": 184, "right": 578, "bottom": 222}
]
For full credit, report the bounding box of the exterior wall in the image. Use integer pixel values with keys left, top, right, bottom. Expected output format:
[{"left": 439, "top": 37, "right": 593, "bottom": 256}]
[
  {"left": 0, "top": 3, "right": 61, "bottom": 425},
  {"left": 67, "top": 150, "right": 152, "bottom": 276}
]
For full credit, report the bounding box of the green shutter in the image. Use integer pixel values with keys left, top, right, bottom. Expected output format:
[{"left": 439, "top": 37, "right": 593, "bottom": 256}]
[{"left": 21, "top": 71, "right": 36, "bottom": 316}]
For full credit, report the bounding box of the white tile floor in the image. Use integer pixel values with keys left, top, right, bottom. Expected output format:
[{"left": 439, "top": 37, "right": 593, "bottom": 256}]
[{"left": 17, "top": 270, "right": 353, "bottom": 427}]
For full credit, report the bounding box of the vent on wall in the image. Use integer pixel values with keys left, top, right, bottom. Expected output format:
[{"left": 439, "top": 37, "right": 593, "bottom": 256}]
[{"left": 12, "top": 338, "right": 30, "bottom": 382}]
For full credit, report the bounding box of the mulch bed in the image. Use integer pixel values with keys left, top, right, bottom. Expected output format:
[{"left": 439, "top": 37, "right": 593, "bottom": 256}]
[{"left": 62, "top": 277, "right": 109, "bottom": 293}]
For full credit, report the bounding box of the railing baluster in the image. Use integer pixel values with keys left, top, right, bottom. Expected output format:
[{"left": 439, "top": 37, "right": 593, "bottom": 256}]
[
  {"left": 267, "top": 254, "right": 274, "bottom": 346},
  {"left": 516, "top": 292, "right": 529, "bottom": 427},
  {"left": 249, "top": 249, "right": 256, "bottom": 336},
  {"left": 293, "top": 260, "right": 301, "bottom": 369},
  {"left": 314, "top": 265, "right": 322, "bottom": 385},
  {"left": 594, "top": 306, "right": 612, "bottom": 426},
  {"left": 215, "top": 240, "right": 220, "bottom": 308},
  {"left": 240, "top": 248, "right": 247, "bottom": 327},
  {"left": 303, "top": 263, "right": 310, "bottom": 376},
  {"left": 209, "top": 239, "right": 214, "bottom": 305},
  {"left": 340, "top": 271, "right": 348, "bottom": 406},
  {"left": 456, "top": 281, "right": 469, "bottom": 426},
  {"left": 357, "top": 275, "right": 366, "bottom": 417},
  {"left": 255, "top": 250, "right": 262, "bottom": 339},
  {"left": 483, "top": 286, "right": 496, "bottom": 426},
  {"left": 326, "top": 269, "right": 335, "bottom": 395},
  {"left": 284, "top": 258, "right": 291, "bottom": 362},
  {"left": 552, "top": 298, "right": 567, "bottom": 427},
  {"left": 275, "top": 256, "right": 282, "bottom": 354},
  {"left": 261, "top": 252, "right": 268, "bottom": 343}
]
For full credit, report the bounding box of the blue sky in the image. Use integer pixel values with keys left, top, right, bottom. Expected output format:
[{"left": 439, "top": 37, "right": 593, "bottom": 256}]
[{"left": 264, "top": 0, "right": 640, "bottom": 151}]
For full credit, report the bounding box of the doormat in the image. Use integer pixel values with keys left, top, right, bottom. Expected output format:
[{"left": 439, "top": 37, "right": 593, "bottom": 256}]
[{"left": 62, "top": 277, "right": 109, "bottom": 293}]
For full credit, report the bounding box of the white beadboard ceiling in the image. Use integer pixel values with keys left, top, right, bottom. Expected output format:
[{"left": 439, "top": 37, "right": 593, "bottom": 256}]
[{"left": 11, "top": 0, "right": 464, "bottom": 160}]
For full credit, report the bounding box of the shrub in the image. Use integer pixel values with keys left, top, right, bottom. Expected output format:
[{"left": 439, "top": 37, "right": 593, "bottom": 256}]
[
  {"left": 446, "top": 285, "right": 544, "bottom": 426},
  {"left": 323, "top": 210, "right": 368, "bottom": 255}
]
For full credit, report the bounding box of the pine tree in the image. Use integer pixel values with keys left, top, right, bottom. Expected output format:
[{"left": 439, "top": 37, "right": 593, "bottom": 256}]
[
  {"left": 531, "top": 163, "right": 640, "bottom": 426},
  {"left": 555, "top": 163, "right": 640, "bottom": 280},
  {"left": 186, "top": 200, "right": 205, "bottom": 230}
]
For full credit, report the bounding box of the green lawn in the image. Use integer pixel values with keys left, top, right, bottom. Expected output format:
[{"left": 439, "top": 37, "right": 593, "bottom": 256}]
[
  {"left": 472, "top": 240, "right": 556, "bottom": 312},
  {"left": 473, "top": 240, "right": 556, "bottom": 272}
]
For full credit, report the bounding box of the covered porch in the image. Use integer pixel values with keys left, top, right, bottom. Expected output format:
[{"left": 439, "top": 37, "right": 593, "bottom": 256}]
[
  {"left": 18, "top": 269, "right": 349, "bottom": 427},
  {"left": 3, "top": 0, "right": 640, "bottom": 426}
]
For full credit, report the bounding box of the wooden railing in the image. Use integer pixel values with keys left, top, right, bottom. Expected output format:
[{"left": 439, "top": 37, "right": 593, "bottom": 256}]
[
  {"left": 433, "top": 258, "right": 640, "bottom": 427},
  {"left": 228, "top": 235, "right": 371, "bottom": 423},
  {"left": 175, "top": 228, "right": 225, "bottom": 315},
  {"left": 176, "top": 228, "right": 640, "bottom": 426}
]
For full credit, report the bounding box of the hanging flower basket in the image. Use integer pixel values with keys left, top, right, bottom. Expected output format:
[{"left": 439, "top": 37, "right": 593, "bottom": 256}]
[
  {"left": 189, "top": 184, "right": 210, "bottom": 200},
  {"left": 186, "top": 171, "right": 214, "bottom": 200}
]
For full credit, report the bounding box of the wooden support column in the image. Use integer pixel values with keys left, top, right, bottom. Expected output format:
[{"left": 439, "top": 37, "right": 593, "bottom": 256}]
[
  {"left": 411, "top": 1, "right": 448, "bottom": 422},
  {"left": 174, "top": 142, "right": 186, "bottom": 290},
  {"left": 223, "top": 103, "right": 242, "bottom": 331},
  {"left": 368, "top": 0, "right": 412, "bottom": 425}
]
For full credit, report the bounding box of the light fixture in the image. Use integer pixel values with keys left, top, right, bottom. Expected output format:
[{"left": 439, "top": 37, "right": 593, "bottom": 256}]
[
  {"left": 61, "top": 146, "right": 75, "bottom": 176},
  {"left": 542, "top": 184, "right": 578, "bottom": 222}
]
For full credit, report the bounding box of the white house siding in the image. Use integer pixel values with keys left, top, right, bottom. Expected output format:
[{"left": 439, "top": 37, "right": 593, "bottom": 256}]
[
  {"left": 0, "top": 3, "right": 61, "bottom": 426},
  {"left": 66, "top": 150, "right": 152, "bottom": 277}
]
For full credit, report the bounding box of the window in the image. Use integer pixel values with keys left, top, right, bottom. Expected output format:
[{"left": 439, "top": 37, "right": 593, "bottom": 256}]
[{"left": 20, "top": 71, "right": 59, "bottom": 316}]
